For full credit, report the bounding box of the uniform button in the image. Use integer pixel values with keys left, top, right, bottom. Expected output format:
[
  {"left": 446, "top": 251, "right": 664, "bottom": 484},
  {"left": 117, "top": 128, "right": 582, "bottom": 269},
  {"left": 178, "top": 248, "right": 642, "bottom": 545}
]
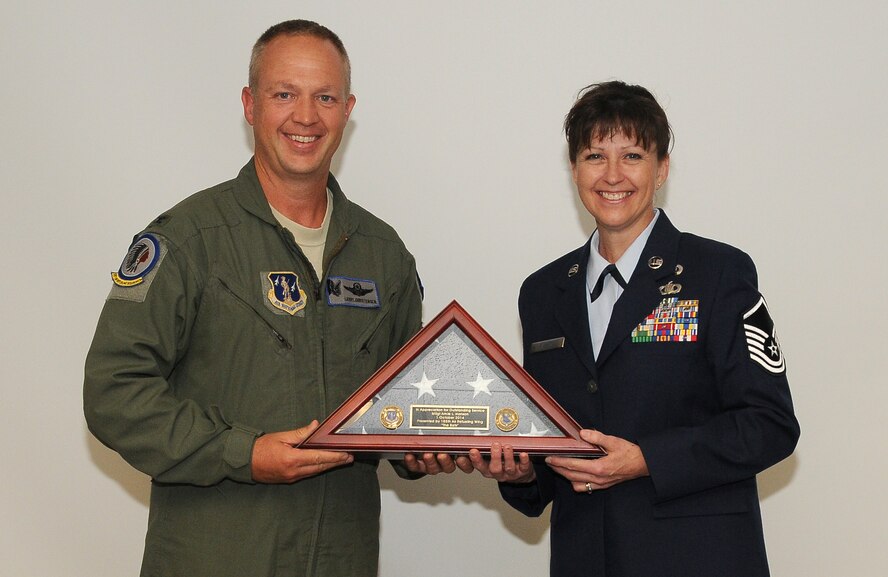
[{"left": 587, "top": 379, "right": 599, "bottom": 393}]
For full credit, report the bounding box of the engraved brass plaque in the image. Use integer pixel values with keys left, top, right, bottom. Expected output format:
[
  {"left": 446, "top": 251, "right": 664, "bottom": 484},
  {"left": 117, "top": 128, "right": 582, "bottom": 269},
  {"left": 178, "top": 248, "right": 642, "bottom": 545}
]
[{"left": 409, "top": 405, "right": 489, "bottom": 431}]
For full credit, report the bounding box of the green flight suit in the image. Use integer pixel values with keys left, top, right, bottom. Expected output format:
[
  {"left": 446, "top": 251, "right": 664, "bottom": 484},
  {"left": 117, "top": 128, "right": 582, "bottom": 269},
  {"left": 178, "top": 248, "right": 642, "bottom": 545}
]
[{"left": 84, "top": 160, "right": 422, "bottom": 577}]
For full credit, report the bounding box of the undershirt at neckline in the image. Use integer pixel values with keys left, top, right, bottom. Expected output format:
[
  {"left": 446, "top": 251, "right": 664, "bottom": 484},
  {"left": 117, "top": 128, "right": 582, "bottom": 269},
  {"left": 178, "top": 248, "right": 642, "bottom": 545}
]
[{"left": 269, "top": 189, "right": 333, "bottom": 278}]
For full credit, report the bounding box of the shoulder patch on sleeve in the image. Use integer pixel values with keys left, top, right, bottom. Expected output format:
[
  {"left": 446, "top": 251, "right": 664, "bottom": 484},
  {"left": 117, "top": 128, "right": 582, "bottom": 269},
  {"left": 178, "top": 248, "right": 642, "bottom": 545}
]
[
  {"left": 743, "top": 296, "right": 785, "bottom": 374},
  {"left": 108, "top": 233, "right": 168, "bottom": 302}
]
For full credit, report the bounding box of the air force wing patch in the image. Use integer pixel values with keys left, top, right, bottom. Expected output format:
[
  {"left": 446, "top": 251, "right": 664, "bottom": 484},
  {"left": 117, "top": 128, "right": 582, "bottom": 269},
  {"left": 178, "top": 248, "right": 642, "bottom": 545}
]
[
  {"left": 267, "top": 272, "right": 307, "bottom": 315},
  {"left": 743, "top": 296, "right": 785, "bottom": 374}
]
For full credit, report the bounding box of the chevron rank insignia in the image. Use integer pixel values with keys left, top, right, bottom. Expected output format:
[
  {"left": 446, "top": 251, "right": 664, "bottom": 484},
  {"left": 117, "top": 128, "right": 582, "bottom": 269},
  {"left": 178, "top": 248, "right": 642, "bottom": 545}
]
[{"left": 743, "top": 296, "right": 785, "bottom": 374}]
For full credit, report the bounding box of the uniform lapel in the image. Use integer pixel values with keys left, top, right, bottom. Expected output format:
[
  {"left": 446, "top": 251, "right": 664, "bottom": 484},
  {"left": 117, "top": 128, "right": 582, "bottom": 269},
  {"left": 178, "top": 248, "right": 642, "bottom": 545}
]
[
  {"left": 596, "top": 212, "right": 682, "bottom": 366},
  {"left": 553, "top": 240, "right": 599, "bottom": 378}
]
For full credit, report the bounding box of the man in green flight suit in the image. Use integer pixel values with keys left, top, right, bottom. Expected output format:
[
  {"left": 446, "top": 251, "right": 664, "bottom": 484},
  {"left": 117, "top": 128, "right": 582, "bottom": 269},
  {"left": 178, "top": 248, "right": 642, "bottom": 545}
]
[{"left": 85, "top": 20, "right": 423, "bottom": 577}]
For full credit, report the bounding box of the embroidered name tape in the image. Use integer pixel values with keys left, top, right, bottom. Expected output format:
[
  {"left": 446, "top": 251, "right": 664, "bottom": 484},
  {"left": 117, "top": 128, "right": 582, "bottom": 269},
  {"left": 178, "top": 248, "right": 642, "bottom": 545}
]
[
  {"left": 632, "top": 297, "right": 699, "bottom": 343},
  {"left": 326, "top": 276, "right": 380, "bottom": 308}
]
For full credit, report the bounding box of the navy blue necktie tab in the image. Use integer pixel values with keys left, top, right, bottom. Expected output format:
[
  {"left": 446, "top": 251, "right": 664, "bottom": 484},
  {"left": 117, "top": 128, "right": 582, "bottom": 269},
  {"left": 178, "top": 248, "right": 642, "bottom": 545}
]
[{"left": 589, "top": 264, "right": 626, "bottom": 302}]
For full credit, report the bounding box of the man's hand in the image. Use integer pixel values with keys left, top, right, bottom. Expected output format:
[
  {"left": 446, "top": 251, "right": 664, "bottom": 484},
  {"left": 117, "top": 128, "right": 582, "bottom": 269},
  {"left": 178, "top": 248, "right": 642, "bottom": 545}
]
[
  {"left": 251, "top": 420, "right": 353, "bottom": 484},
  {"left": 545, "top": 429, "right": 648, "bottom": 492}
]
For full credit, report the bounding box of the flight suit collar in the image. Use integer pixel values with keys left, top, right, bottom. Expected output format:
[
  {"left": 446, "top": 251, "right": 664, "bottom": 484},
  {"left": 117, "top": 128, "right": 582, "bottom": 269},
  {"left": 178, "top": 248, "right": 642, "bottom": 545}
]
[{"left": 232, "top": 158, "right": 358, "bottom": 237}]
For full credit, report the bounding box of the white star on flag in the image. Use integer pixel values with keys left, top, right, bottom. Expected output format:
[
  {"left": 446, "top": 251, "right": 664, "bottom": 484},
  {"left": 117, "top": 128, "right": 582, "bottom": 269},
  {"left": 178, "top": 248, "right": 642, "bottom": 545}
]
[
  {"left": 412, "top": 372, "right": 438, "bottom": 399},
  {"left": 466, "top": 372, "right": 494, "bottom": 398},
  {"left": 519, "top": 422, "right": 550, "bottom": 437}
]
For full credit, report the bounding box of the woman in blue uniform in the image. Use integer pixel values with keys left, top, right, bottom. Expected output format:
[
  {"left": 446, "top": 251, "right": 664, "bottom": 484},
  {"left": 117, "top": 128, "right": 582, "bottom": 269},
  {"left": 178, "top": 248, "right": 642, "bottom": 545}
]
[{"left": 464, "top": 81, "right": 800, "bottom": 577}]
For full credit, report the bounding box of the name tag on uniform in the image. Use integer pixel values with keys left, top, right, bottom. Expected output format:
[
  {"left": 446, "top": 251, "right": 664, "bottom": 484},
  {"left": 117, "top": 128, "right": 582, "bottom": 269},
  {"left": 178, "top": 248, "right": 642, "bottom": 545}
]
[
  {"left": 530, "top": 337, "right": 565, "bottom": 353},
  {"left": 326, "top": 276, "right": 380, "bottom": 309}
]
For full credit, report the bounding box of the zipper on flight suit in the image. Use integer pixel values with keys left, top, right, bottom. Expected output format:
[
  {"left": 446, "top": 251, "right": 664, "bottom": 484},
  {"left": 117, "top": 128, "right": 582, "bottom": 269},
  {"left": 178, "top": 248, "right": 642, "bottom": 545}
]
[
  {"left": 285, "top": 229, "right": 351, "bottom": 577},
  {"left": 275, "top": 226, "right": 350, "bottom": 302},
  {"left": 306, "top": 231, "right": 351, "bottom": 415},
  {"left": 318, "top": 233, "right": 349, "bottom": 299},
  {"left": 217, "top": 278, "right": 292, "bottom": 350}
]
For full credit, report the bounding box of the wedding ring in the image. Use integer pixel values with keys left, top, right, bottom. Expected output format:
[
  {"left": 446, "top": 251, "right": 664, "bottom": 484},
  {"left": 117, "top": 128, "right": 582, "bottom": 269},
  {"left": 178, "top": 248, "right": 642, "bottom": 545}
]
[{"left": 585, "top": 482, "right": 594, "bottom": 494}]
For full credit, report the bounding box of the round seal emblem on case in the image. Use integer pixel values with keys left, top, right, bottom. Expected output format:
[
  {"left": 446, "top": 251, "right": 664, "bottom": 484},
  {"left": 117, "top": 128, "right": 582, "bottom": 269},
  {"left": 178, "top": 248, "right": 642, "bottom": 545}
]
[
  {"left": 380, "top": 406, "right": 404, "bottom": 430},
  {"left": 495, "top": 408, "right": 519, "bottom": 432}
]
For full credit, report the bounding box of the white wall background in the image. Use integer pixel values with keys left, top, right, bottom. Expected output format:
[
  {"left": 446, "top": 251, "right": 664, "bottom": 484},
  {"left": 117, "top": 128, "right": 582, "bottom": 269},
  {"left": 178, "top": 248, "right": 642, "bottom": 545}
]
[{"left": 2, "top": 1, "right": 886, "bottom": 575}]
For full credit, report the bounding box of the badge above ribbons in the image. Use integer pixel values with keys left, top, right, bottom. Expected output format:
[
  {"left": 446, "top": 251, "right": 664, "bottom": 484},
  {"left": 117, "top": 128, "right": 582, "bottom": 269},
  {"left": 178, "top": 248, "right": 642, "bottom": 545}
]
[{"left": 300, "top": 301, "right": 605, "bottom": 458}]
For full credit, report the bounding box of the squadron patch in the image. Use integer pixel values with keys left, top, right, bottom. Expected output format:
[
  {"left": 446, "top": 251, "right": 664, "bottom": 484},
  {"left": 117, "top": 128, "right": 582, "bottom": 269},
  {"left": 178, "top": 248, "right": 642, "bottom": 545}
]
[
  {"left": 266, "top": 272, "right": 307, "bottom": 316},
  {"left": 113, "top": 234, "right": 161, "bottom": 287},
  {"left": 108, "top": 233, "right": 167, "bottom": 302},
  {"left": 632, "top": 298, "right": 699, "bottom": 342},
  {"left": 743, "top": 296, "right": 785, "bottom": 374},
  {"left": 326, "top": 276, "right": 380, "bottom": 309}
]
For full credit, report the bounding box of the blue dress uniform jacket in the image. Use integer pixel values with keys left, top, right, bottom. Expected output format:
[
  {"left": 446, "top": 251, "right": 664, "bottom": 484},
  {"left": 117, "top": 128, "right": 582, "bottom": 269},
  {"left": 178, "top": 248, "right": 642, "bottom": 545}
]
[{"left": 500, "top": 212, "right": 799, "bottom": 577}]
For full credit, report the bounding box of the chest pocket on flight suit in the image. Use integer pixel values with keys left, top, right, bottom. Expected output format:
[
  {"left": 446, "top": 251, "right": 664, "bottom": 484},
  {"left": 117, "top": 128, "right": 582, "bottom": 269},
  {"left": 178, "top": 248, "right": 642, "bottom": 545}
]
[{"left": 351, "top": 292, "right": 396, "bottom": 384}]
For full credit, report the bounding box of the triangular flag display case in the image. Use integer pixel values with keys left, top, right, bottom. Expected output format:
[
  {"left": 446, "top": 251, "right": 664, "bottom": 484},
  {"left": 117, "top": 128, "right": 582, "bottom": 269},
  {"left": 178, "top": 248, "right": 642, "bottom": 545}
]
[{"left": 300, "top": 301, "right": 605, "bottom": 458}]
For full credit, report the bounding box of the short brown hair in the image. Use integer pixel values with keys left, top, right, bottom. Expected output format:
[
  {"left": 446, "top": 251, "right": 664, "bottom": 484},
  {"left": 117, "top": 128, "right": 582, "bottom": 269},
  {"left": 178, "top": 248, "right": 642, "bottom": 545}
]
[
  {"left": 248, "top": 20, "right": 351, "bottom": 92},
  {"left": 565, "top": 81, "right": 672, "bottom": 162}
]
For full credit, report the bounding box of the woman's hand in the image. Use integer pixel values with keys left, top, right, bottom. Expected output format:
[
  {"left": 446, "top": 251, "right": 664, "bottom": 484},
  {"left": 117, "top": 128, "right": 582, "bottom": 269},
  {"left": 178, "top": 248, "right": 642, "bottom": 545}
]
[
  {"left": 463, "top": 442, "right": 536, "bottom": 483},
  {"left": 546, "top": 429, "right": 648, "bottom": 492}
]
